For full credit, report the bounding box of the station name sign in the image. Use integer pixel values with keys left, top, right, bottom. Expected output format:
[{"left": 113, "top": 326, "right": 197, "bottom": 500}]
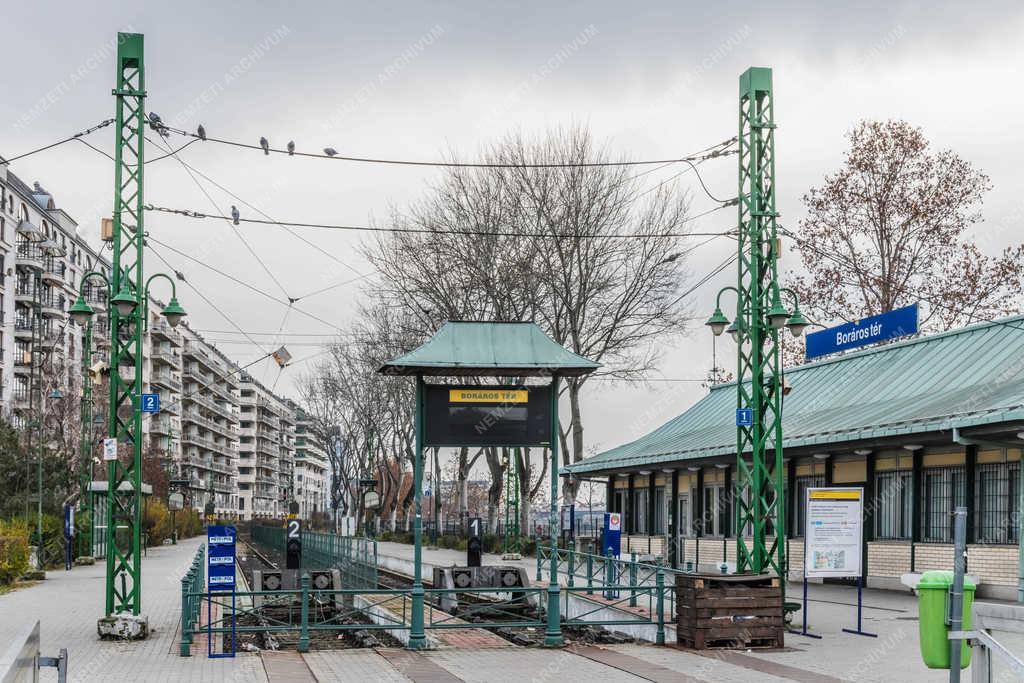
[
  {"left": 449, "top": 389, "right": 528, "bottom": 404},
  {"left": 805, "top": 304, "right": 918, "bottom": 360}
]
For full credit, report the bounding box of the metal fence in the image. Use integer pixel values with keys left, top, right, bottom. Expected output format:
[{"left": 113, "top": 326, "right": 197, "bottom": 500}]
[
  {"left": 179, "top": 544, "right": 206, "bottom": 656},
  {"left": 250, "top": 525, "right": 378, "bottom": 589}
]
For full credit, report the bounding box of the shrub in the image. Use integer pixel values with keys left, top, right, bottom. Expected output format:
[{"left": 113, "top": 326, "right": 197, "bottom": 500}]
[{"left": 0, "top": 519, "right": 30, "bottom": 584}]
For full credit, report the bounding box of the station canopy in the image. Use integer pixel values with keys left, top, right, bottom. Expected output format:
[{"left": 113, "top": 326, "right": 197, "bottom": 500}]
[
  {"left": 567, "top": 315, "right": 1024, "bottom": 476},
  {"left": 379, "top": 321, "right": 600, "bottom": 377}
]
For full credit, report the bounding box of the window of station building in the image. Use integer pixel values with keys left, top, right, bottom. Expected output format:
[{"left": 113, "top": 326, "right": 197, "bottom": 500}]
[
  {"left": 631, "top": 487, "right": 648, "bottom": 534},
  {"left": 875, "top": 469, "right": 912, "bottom": 540},
  {"left": 653, "top": 486, "right": 666, "bottom": 534},
  {"left": 793, "top": 474, "right": 825, "bottom": 537},
  {"left": 702, "top": 483, "right": 728, "bottom": 536},
  {"left": 976, "top": 461, "right": 1020, "bottom": 544},
  {"left": 920, "top": 466, "right": 966, "bottom": 543}
]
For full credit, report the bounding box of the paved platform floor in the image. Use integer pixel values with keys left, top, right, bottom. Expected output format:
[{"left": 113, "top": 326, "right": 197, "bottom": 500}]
[{"left": 0, "top": 536, "right": 1012, "bottom": 681}]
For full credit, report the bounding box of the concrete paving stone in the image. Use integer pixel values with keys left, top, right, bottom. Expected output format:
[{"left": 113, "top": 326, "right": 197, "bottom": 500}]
[
  {"left": 303, "top": 650, "right": 413, "bottom": 682},
  {"left": 422, "top": 647, "right": 647, "bottom": 683},
  {"left": 607, "top": 643, "right": 793, "bottom": 683}
]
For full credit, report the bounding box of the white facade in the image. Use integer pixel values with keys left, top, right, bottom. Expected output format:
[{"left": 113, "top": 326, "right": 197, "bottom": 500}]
[{"left": 0, "top": 165, "right": 306, "bottom": 520}]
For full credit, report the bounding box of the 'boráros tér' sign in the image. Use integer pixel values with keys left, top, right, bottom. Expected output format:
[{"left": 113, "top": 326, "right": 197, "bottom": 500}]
[{"left": 805, "top": 303, "right": 918, "bottom": 360}]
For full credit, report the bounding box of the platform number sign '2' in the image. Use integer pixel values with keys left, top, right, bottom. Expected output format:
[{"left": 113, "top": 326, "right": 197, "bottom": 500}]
[
  {"left": 286, "top": 519, "right": 302, "bottom": 570},
  {"left": 140, "top": 393, "right": 160, "bottom": 413}
]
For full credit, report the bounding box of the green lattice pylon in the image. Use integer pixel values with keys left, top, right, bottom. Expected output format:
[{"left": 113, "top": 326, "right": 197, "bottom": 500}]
[
  {"left": 503, "top": 449, "right": 521, "bottom": 554},
  {"left": 104, "top": 32, "right": 147, "bottom": 616},
  {"left": 733, "top": 67, "right": 785, "bottom": 577}
]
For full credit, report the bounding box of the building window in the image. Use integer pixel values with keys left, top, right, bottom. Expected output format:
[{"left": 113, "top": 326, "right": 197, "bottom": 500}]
[
  {"left": 875, "top": 470, "right": 912, "bottom": 540},
  {"left": 792, "top": 474, "right": 825, "bottom": 537},
  {"left": 976, "top": 462, "right": 1020, "bottom": 544},
  {"left": 702, "top": 483, "right": 728, "bottom": 536},
  {"left": 653, "top": 486, "right": 666, "bottom": 535},
  {"left": 632, "top": 488, "right": 648, "bottom": 534},
  {"left": 921, "top": 466, "right": 966, "bottom": 543}
]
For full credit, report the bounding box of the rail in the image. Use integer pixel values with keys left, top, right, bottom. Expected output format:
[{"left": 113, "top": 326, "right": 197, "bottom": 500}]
[
  {"left": 0, "top": 620, "right": 68, "bottom": 682},
  {"left": 953, "top": 601, "right": 1024, "bottom": 681}
]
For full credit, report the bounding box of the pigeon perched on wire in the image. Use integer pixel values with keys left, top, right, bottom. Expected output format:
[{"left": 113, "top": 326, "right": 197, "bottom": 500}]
[
  {"left": 197, "top": 124, "right": 206, "bottom": 141},
  {"left": 259, "top": 137, "right": 270, "bottom": 155},
  {"left": 287, "top": 141, "right": 295, "bottom": 156},
  {"left": 148, "top": 112, "right": 170, "bottom": 138},
  {"left": 323, "top": 147, "right": 338, "bottom": 157},
  {"left": 231, "top": 205, "right": 240, "bottom": 225}
]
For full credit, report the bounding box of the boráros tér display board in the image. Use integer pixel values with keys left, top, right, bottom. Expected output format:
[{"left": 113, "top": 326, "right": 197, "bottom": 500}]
[
  {"left": 424, "top": 385, "right": 551, "bottom": 447},
  {"left": 804, "top": 487, "right": 863, "bottom": 578}
]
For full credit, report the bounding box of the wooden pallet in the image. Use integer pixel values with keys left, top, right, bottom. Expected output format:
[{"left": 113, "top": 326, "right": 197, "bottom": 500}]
[{"left": 675, "top": 573, "right": 784, "bottom": 650}]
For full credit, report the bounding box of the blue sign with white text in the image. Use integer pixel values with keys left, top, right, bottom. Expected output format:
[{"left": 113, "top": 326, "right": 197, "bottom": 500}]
[
  {"left": 736, "top": 408, "right": 753, "bottom": 427},
  {"left": 207, "top": 525, "right": 236, "bottom": 591},
  {"left": 140, "top": 393, "right": 160, "bottom": 413},
  {"left": 805, "top": 304, "right": 919, "bottom": 360}
]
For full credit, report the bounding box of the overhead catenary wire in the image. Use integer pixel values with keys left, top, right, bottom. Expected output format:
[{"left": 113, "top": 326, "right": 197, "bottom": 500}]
[
  {"left": 2, "top": 119, "right": 115, "bottom": 164},
  {"left": 162, "top": 123, "right": 738, "bottom": 169},
  {"left": 145, "top": 203, "right": 737, "bottom": 239},
  {"left": 147, "top": 135, "right": 293, "bottom": 300}
]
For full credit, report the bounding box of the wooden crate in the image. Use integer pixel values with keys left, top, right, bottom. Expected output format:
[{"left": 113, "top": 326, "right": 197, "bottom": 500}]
[{"left": 675, "top": 573, "right": 784, "bottom": 649}]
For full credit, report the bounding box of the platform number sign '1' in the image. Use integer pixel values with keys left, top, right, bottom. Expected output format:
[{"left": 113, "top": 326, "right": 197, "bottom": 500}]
[
  {"left": 286, "top": 519, "right": 302, "bottom": 570},
  {"left": 467, "top": 517, "right": 483, "bottom": 567}
]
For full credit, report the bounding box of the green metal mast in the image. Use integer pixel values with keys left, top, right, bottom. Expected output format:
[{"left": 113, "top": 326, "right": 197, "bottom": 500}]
[
  {"left": 104, "top": 32, "right": 147, "bottom": 616},
  {"left": 733, "top": 67, "right": 785, "bottom": 576},
  {"left": 78, "top": 319, "right": 93, "bottom": 559},
  {"left": 503, "top": 449, "right": 521, "bottom": 555}
]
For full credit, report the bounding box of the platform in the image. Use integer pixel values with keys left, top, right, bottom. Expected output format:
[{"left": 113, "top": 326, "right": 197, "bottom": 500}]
[{"left": 0, "top": 534, "right": 993, "bottom": 681}]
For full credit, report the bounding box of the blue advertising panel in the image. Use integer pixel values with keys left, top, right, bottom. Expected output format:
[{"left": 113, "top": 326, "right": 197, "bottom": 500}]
[
  {"left": 805, "top": 304, "right": 918, "bottom": 360},
  {"left": 140, "top": 393, "right": 160, "bottom": 413},
  {"left": 206, "top": 525, "right": 236, "bottom": 591},
  {"left": 601, "top": 511, "right": 622, "bottom": 559}
]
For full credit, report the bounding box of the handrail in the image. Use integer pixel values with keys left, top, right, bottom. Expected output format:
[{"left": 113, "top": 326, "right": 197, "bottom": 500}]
[{"left": 179, "top": 543, "right": 206, "bottom": 656}]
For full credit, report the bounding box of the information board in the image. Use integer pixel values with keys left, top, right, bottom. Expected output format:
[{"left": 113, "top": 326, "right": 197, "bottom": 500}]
[
  {"left": 207, "top": 525, "right": 237, "bottom": 591},
  {"left": 804, "top": 488, "right": 863, "bottom": 578},
  {"left": 423, "top": 385, "right": 551, "bottom": 447}
]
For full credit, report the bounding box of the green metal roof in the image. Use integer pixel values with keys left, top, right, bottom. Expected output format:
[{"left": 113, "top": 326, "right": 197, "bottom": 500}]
[
  {"left": 568, "top": 316, "right": 1024, "bottom": 475},
  {"left": 379, "top": 321, "right": 601, "bottom": 377}
]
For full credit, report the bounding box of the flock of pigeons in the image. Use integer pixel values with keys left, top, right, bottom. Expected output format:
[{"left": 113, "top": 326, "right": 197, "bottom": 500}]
[{"left": 147, "top": 111, "right": 339, "bottom": 157}]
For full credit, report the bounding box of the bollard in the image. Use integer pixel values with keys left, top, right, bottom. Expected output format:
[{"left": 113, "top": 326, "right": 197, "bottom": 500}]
[
  {"left": 567, "top": 545, "right": 575, "bottom": 588},
  {"left": 586, "top": 550, "right": 594, "bottom": 595},
  {"left": 655, "top": 568, "right": 665, "bottom": 646},
  {"left": 298, "top": 573, "right": 311, "bottom": 652},
  {"left": 629, "top": 552, "right": 638, "bottom": 608},
  {"left": 604, "top": 548, "right": 614, "bottom": 600},
  {"left": 180, "top": 576, "right": 192, "bottom": 656}
]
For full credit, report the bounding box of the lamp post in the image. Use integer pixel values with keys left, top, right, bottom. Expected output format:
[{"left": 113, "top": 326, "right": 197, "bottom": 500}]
[
  {"left": 71, "top": 264, "right": 186, "bottom": 621},
  {"left": 707, "top": 284, "right": 806, "bottom": 577}
]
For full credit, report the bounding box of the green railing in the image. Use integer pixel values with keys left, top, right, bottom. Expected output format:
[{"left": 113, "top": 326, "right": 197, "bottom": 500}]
[
  {"left": 183, "top": 578, "right": 665, "bottom": 653},
  {"left": 179, "top": 544, "right": 206, "bottom": 656},
  {"left": 250, "top": 526, "right": 378, "bottom": 588}
]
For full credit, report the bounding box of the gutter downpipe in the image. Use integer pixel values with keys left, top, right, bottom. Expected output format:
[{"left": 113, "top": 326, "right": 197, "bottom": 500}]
[{"left": 952, "top": 428, "right": 1024, "bottom": 603}]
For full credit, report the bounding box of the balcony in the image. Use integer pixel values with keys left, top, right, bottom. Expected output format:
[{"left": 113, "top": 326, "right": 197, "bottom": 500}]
[
  {"left": 39, "top": 295, "right": 63, "bottom": 319},
  {"left": 16, "top": 220, "right": 43, "bottom": 241},
  {"left": 16, "top": 242, "right": 44, "bottom": 270},
  {"left": 182, "top": 363, "right": 212, "bottom": 385},
  {"left": 150, "top": 319, "right": 181, "bottom": 345},
  {"left": 41, "top": 258, "right": 64, "bottom": 285},
  {"left": 14, "top": 282, "right": 35, "bottom": 304},
  {"left": 151, "top": 346, "right": 182, "bottom": 368},
  {"left": 149, "top": 418, "right": 180, "bottom": 437},
  {"left": 150, "top": 371, "right": 182, "bottom": 392},
  {"left": 13, "top": 319, "right": 34, "bottom": 339}
]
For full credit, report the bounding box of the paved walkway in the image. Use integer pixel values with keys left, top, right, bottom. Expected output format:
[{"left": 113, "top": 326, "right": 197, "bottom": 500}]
[{"left": 0, "top": 537, "right": 1011, "bottom": 681}]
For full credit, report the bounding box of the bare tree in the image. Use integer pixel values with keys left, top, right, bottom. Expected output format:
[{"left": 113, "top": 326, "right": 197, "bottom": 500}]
[
  {"left": 364, "top": 125, "right": 694, "bottom": 506},
  {"left": 786, "top": 119, "right": 1024, "bottom": 361}
]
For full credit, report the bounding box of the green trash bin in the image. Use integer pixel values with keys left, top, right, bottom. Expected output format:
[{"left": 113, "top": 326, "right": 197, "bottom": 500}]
[{"left": 918, "top": 570, "right": 975, "bottom": 669}]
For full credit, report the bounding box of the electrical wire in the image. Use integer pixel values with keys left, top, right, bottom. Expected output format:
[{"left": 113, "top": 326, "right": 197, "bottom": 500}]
[
  {"left": 163, "top": 124, "right": 737, "bottom": 169},
  {"left": 148, "top": 148, "right": 368, "bottom": 280},
  {"left": 2, "top": 119, "right": 115, "bottom": 163},
  {"left": 144, "top": 203, "right": 737, "bottom": 240},
  {"left": 145, "top": 234, "right": 346, "bottom": 333},
  {"left": 147, "top": 135, "right": 293, "bottom": 300}
]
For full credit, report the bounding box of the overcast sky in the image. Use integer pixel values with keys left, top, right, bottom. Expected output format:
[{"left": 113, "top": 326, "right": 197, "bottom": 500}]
[{"left": 4, "top": 1, "right": 1024, "bottom": 458}]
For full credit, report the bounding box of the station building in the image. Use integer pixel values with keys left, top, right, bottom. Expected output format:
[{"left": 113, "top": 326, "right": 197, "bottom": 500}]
[{"left": 565, "top": 316, "right": 1024, "bottom": 600}]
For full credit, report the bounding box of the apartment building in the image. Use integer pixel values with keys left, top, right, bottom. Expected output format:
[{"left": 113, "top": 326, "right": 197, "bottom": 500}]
[
  {"left": 0, "top": 164, "right": 312, "bottom": 520},
  {"left": 291, "top": 402, "right": 329, "bottom": 520},
  {"left": 237, "top": 373, "right": 298, "bottom": 520}
]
